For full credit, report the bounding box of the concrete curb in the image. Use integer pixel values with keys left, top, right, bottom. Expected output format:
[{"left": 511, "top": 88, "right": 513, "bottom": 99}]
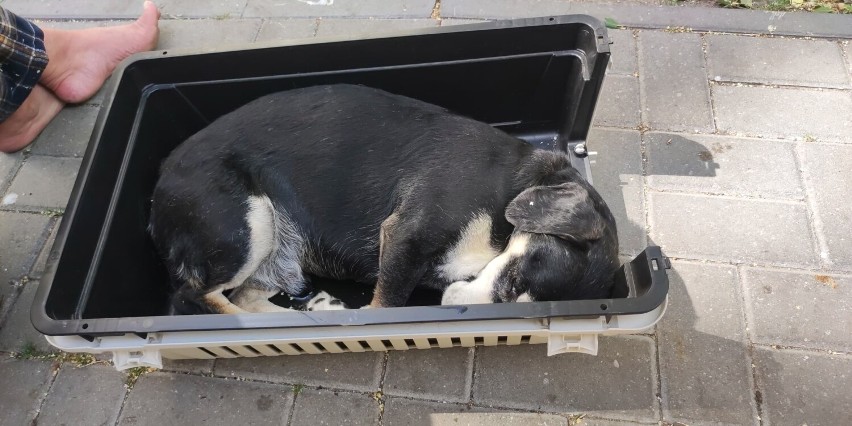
[{"left": 442, "top": 1, "right": 852, "bottom": 38}]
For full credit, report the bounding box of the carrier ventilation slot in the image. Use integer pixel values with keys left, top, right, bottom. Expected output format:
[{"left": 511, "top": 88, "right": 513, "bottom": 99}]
[{"left": 187, "top": 333, "right": 539, "bottom": 360}]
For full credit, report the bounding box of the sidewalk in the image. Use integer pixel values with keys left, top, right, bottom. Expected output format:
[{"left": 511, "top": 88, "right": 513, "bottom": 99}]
[{"left": 1, "top": 1, "right": 850, "bottom": 425}]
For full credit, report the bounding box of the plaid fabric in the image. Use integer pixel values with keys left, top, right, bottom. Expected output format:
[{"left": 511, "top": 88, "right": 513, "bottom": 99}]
[{"left": 0, "top": 7, "right": 48, "bottom": 123}]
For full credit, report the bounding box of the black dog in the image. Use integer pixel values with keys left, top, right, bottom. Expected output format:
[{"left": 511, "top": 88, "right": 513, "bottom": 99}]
[{"left": 148, "top": 84, "right": 618, "bottom": 315}]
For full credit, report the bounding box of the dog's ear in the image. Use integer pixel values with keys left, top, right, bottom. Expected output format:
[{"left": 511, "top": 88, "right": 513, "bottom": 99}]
[{"left": 505, "top": 182, "right": 604, "bottom": 244}]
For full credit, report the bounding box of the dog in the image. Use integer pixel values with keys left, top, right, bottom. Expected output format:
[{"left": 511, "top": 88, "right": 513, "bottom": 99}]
[{"left": 148, "top": 84, "right": 618, "bottom": 315}]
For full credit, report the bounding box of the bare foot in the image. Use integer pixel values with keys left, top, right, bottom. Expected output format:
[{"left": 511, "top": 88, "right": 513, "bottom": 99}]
[
  {"left": 0, "top": 86, "right": 64, "bottom": 153},
  {"left": 39, "top": 1, "right": 160, "bottom": 104}
]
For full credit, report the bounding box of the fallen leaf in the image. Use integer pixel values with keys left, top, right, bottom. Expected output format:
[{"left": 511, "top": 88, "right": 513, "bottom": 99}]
[
  {"left": 815, "top": 275, "right": 838, "bottom": 289},
  {"left": 604, "top": 17, "right": 621, "bottom": 29}
]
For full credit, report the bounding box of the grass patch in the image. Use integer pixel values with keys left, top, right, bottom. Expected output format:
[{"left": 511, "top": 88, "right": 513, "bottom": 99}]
[
  {"left": 13, "top": 343, "right": 98, "bottom": 367},
  {"left": 719, "top": 0, "right": 852, "bottom": 13},
  {"left": 292, "top": 383, "right": 305, "bottom": 396},
  {"left": 125, "top": 366, "right": 157, "bottom": 388},
  {"left": 39, "top": 208, "right": 64, "bottom": 218}
]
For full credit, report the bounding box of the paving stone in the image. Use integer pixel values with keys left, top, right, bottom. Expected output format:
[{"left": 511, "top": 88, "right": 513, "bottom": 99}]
[
  {"left": 0, "top": 358, "right": 54, "bottom": 426},
  {"left": 587, "top": 129, "right": 645, "bottom": 256},
  {"left": 6, "top": 157, "right": 82, "bottom": 209},
  {"left": 473, "top": 337, "right": 657, "bottom": 421},
  {"left": 38, "top": 365, "right": 126, "bottom": 426},
  {"left": 0, "top": 280, "right": 53, "bottom": 353},
  {"left": 439, "top": 19, "right": 489, "bottom": 26},
  {"left": 316, "top": 18, "right": 439, "bottom": 38},
  {"left": 649, "top": 192, "right": 818, "bottom": 266},
  {"left": 843, "top": 41, "right": 851, "bottom": 77},
  {"left": 162, "top": 358, "right": 216, "bottom": 374},
  {"left": 0, "top": 152, "right": 22, "bottom": 190},
  {"left": 799, "top": 143, "right": 852, "bottom": 268},
  {"left": 573, "top": 419, "right": 649, "bottom": 426},
  {"left": 3, "top": 0, "right": 141, "bottom": 19},
  {"left": 156, "top": 0, "right": 249, "bottom": 19},
  {"left": 439, "top": 0, "right": 852, "bottom": 38},
  {"left": 157, "top": 19, "right": 263, "bottom": 51},
  {"left": 706, "top": 34, "right": 850, "bottom": 89},
  {"left": 593, "top": 75, "right": 640, "bottom": 129},
  {"left": 0, "top": 212, "right": 50, "bottom": 313},
  {"left": 254, "top": 19, "right": 318, "bottom": 42},
  {"left": 657, "top": 261, "right": 755, "bottom": 425},
  {"left": 753, "top": 347, "right": 852, "bottom": 426},
  {"left": 290, "top": 388, "right": 379, "bottom": 426},
  {"left": 713, "top": 85, "right": 852, "bottom": 141},
  {"left": 243, "top": 0, "right": 436, "bottom": 18},
  {"left": 639, "top": 31, "right": 713, "bottom": 133},
  {"left": 646, "top": 132, "right": 804, "bottom": 200},
  {"left": 214, "top": 351, "right": 382, "bottom": 391},
  {"left": 742, "top": 268, "right": 851, "bottom": 352},
  {"left": 29, "top": 105, "right": 99, "bottom": 158},
  {"left": 608, "top": 29, "right": 637, "bottom": 76},
  {"left": 383, "top": 398, "right": 569, "bottom": 426},
  {"left": 29, "top": 219, "right": 60, "bottom": 280},
  {"left": 119, "top": 372, "right": 292, "bottom": 425},
  {"left": 381, "top": 399, "right": 469, "bottom": 426},
  {"left": 384, "top": 347, "right": 473, "bottom": 402}
]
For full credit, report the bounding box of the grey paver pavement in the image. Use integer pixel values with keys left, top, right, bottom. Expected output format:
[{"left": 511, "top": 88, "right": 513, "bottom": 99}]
[
  {"left": 289, "top": 388, "right": 379, "bottom": 425},
  {"left": 28, "top": 105, "right": 99, "bottom": 158},
  {"left": 0, "top": 280, "right": 53, "bottom": 353},
  {"left": 753, "top": 348, "right": 852, "bottom": 426},
  {"left": 798, "top": 143, "right": 852, "bottom": 269},
  {"left": 1, "top": 4, "right": 851, "bottom": 426},
  {"left": 0, "top": 358, "right": 53, "bottom": 426},
  {"left": 712, "top": 84, "right": 852, "bottom": 141},
  {"left": 587, "top": 129, "right": 646, "bottom": 256},
  {"left": 0, "top": 212, "right": 50, "bottom": 315},
  {"left": 639, "top": 31, "right": 714, "bottom": 133},
  {"left": 606, "top": 29, "right": 637, "bottom": 76},
  {"left": 473, "top": 337, "right": 657, "bottom": 422},
  {"left": 657, "top": 262, "right": 755, "bottom": 425},
  {"left": 742, "top": 268, "right": 852, "bottom": 351},
  {"left": 214, "top": 351, "right": 383, "bottom": 391},
  {"left": 157, "top": 19, "right": 263, "bottom": 50},
  {"left": 6, "top": 156, "right": 82, "bottom": 209},
  {"left": 649, "top": 192, "right": 818, "bottom": 266},
  {"left": 592, "top": 75, "right": 641, "bottom": 129},
  {"left": 37, "top": 365, "right": 126, "bottom": 426},
  {"left": 646, "top": 133, "right": 804, "bottom": 200},
  {"left": 118, "top": 373, "right": 293, "bottom": 425},
  {"left": 383, "top": 347, "right": 473, "bottom": 402},
  {"left": 706, "top": 34, "right": 851, "bottom": 88},
  {"left": 316, "top": 18, "right": 438, "bottom": 38}
]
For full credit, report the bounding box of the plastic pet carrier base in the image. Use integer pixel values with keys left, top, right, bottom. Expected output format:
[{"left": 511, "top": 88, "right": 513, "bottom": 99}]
[{"left": 31, "top": 15, "right": 670, "bottom": 371}]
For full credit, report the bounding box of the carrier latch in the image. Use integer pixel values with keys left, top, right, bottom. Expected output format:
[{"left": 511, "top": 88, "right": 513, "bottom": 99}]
[{"left": 112, "top": 349, "right": 163, "bottom": 371}]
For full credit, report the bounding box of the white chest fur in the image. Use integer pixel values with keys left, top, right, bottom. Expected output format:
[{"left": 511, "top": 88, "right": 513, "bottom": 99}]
[{"left": 437, "top": 213, "right": 501, "bottom": 282}]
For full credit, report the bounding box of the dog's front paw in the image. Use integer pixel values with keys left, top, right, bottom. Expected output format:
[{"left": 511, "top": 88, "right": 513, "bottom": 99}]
[
  {"left": 306, "top": 291, "right": 347, "bottom": 311},
  {"left": 441, "top": 280, "right": 492, "bottom": 305}
]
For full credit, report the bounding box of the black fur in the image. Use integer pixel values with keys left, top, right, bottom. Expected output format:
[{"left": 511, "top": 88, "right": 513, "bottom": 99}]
[{"left": 149, "top": 84, "right": 618, "bottom": 314}]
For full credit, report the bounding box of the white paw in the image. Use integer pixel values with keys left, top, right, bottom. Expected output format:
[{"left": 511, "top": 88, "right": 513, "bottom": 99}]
[
  {"left": 441, "top": 280, "right": 493, "bottom": 305},
  {"left": 306, "top": 291, "right": 347, "bottom": 311}
]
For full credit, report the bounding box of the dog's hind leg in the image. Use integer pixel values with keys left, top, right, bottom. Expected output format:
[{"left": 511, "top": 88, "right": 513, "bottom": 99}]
[
  {"left": 203, "top": 289, "right": 248, "bottom": 314},
  {"left": 230, "top": 285, "right": 292, "bottom": 313}
]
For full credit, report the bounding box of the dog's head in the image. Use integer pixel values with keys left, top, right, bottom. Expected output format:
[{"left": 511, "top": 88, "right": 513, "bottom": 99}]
[{"left": 441, "top": 182, "right": 618, "bottom": 305}]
